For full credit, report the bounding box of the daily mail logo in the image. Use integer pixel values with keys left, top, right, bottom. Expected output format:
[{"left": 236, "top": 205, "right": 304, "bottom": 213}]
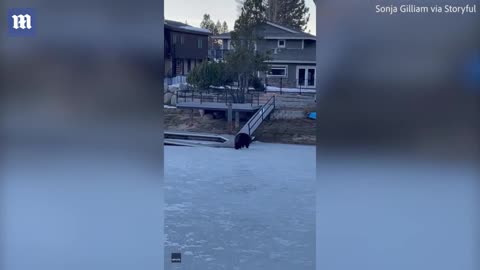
[{"left": 8, "top": 8, "right": 36, "bottom": 36}]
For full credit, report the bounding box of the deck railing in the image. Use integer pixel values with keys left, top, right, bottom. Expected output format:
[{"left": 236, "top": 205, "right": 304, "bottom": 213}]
[
  {"left": 245, "top": 95, "right": 276, "bottom": 136},
  {"left": 177, "top": 90, "right": 260, "bottom": 107}
]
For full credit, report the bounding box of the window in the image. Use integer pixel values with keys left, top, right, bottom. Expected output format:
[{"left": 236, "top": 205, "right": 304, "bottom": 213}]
[
  {"left": 267, "top": 65, "right": 288, "bottom": 77},
  {"left": 180, "top": 35, "right": 184, "bottom": 44},
  {"left": 198, "top": 39, "right": 203, "bottom": 49},
  {"left": 277, "top": 40, "right": 286, "bottom": 48},
  {"left": 173, "top": 34, "right": 177, "bottom": 44}
]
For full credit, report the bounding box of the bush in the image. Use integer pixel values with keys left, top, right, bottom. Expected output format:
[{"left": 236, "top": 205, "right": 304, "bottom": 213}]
[
  {"left": 187, "top": 61, "right": 233, "bottom": 90},
  {"left": 249, "top": 76, "right": 265, "bottom": 91},
  {"left": 186, "top": 61, "right": 210, "bottom": 90}
]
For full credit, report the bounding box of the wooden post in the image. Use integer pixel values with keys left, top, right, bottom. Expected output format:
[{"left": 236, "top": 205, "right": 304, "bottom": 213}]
[
  {"left": 235, "top": 111, "right": 240, "bottom": 129},
  {"left": 190, "top": 109, "right": 194, "bottom": 126},
  {"left": 227, "top": 103, "right": 233, "bottom": 133}
]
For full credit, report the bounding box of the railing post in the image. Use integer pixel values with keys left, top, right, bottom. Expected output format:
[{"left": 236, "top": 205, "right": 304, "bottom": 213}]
[{"left": 280, "top": 78, "right": 283, "bottom": 95}]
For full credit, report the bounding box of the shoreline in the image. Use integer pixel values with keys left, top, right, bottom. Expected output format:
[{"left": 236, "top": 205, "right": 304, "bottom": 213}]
[{"left": 164, "top": 108, "right": 315, "bottom": 146}]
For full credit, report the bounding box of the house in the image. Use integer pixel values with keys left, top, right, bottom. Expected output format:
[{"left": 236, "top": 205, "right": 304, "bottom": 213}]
[
  {"left": 210, "top": 21, "right": 316, "bottom": 89},
  {"left": 164, "top": 20, "right": 210, "bottom": 78}
]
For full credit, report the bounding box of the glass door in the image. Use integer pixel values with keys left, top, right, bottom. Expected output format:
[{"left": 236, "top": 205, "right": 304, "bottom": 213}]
[
  {"left": 307, "top": 68, "right": 315, "bottom": 88},
  {"left": 298, "top": 68, "right": 306, "bottom": 87},
  {"left": 297, "top": 66, "right": 316, "bottom": 88}
]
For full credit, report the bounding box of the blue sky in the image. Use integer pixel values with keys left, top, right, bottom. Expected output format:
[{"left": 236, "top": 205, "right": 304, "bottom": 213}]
[{"left": 165, "top": 0, "right": 316, "bottom": 34}]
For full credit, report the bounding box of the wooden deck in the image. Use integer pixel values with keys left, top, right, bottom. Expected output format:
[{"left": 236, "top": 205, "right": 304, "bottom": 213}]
[{"left": 176, "top": 102, "right": 261, "bottom": 112}]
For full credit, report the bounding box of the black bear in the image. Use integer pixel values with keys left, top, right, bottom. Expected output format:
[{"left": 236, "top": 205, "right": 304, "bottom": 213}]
[{"left": 234, "top": 133, "right": 252, "bottom": 150}]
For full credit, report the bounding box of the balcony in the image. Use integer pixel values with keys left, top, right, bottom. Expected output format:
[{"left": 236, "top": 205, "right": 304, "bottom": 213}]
[{"left": 208, "top": 49, "right": 231, "bottom": 60}]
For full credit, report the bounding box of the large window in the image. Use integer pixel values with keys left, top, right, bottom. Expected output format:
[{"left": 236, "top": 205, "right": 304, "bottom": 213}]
[
  {"left": 180, "top": 35, "right": 184, "bottom": 44},
  {"left": 267, "top": 65, "right": 288, "bottom": 77},
  {"left": 198, "top": 39, "right": 203, "bottom": 49},
  {"left": 173, "top": 34, "right": 177, "bottom": 44}
]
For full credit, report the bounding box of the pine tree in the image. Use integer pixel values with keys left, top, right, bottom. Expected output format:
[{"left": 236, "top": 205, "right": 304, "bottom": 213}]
[
  {"left": 227, "top": 0, "right": 269, "bottom": 101},
  {"left": 215, "top": 20, "right": 222, "bottom": 35},
  {"left": 200, "top": 14, "right": 217, "bottom": 34},
  {"left": 201, "top": 14, "right": 220, "bottom": 49},
  {"left": 265, "top": 0, "right": 310, "bottom": 31},
  {"left": 221, "top": 21, "right": 229, "bottom": 34},
  {"left": 233, "top": 0, "right": 266, "bottom": 41}
]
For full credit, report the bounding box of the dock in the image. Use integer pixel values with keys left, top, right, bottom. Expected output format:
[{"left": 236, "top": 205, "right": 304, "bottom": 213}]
[
  {"left": 166, "top": 96, "right": 276, "bottom": 149},
  {"left": 164, "top": 131, "right": 234, "bottom": 148}
]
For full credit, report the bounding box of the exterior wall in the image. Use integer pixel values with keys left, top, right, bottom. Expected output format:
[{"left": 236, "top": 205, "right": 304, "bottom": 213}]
[
  {"left": 285, "top": 40, "right": 303, "bottom": 49},
  {"left": 269, "top": 43, "right": 315, "bottom": 62},
  {"left": 264, "top": 63, "right": 316, "bottom": 89},
  {"left": 217, "top": 25, "right": 316, "bottom": 62},
  {"left": 211, "top": 23, "right": 317, "bottom": 85},
  {"left": 258, "top": 39, "right": 303, "bottom": 50},
  {"left": 166, "top": 29, "right": 208, "bottom": 60},
  {"left": 264, "top": 63, "right": 297, "bottom": 88},
  {"left": 164, "top": 28, "right": 209, "bottom": 77}
]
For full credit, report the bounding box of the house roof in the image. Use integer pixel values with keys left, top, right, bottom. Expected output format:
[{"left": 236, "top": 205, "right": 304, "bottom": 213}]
[
  {"left": 211, "top": 21, "right": 315, "bottom": 40},
  {"left": 165, "top": 20, "right": 211, "bottom": 35}
]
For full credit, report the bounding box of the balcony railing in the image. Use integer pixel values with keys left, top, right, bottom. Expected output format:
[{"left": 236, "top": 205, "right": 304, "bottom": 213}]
[
  {"left": 208, "top": 49, "right": 231, "bottom": 60},
  {"left": 177, "top": 90, "right": 261, "bottom": 106}
]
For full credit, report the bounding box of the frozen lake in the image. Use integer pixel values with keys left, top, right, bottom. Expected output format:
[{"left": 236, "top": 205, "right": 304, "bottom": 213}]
[
  {"left": 316, "top": 155, "right": 479, "bottom": 270},
  {"left": 165, "top": 143, "right": 316, "bottom": 270}
]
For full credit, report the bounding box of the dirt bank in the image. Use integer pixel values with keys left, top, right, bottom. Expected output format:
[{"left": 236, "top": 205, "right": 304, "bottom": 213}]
[
  {"left": 164, "top": 108, "right": 315, "bottom": 145},
  {"left": 254, "top": 118, "right": 315, "bottom": 145}
]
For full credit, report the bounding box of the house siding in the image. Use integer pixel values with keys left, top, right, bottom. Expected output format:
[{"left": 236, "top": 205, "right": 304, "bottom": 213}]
[
  {"left": 165, "top": 26, "right": 209, "bottom": 78},
  {"left": 211, "top": 22, "right": 316, "bottom": 88},
  {"left": 165, "top": 30, "right": 208, "bottom": 60},
  {"left": 264, "top": 63, "right": 316, "bottom": 89}
]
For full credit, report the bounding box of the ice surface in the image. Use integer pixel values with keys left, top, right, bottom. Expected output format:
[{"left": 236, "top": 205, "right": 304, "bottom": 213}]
[{"left": 165, "top": 143, "right": 316, "bottom": 270}]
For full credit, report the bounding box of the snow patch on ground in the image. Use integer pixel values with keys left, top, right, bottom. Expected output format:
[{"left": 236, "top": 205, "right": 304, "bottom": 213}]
[{"left": 266, "top": 86, "right": 316, "bottom": 93}]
